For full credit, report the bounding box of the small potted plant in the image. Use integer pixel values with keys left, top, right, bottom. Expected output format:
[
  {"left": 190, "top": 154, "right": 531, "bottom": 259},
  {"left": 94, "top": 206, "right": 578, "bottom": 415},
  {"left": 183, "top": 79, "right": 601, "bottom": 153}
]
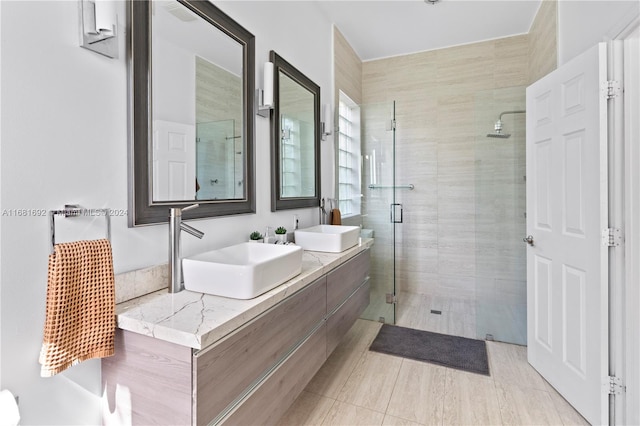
[
  {"left": 275, "top": 226, "right": 287, "bottom": 243},
  {"left": 249, "top": 231, "right": 264, "bottom": 243}
]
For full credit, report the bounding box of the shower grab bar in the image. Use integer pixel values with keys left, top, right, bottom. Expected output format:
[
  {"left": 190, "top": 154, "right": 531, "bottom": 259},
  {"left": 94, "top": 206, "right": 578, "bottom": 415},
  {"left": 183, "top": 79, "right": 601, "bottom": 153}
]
[
  {"left": 368, "top": 184, "right": 414, "bottom": 190},
  {"left": 49, "top": 205, "right": 111, "bottom": 254}
]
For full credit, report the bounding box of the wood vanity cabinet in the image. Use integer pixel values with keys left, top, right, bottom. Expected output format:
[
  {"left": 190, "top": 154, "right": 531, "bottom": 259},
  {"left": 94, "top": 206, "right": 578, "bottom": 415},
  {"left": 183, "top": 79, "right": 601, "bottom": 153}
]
[
  {"left": 102, "top": 249, "right": 370, "bottom": 426},
  {"left": 194, "top": 276, "right": 327, "bottom": 425}
]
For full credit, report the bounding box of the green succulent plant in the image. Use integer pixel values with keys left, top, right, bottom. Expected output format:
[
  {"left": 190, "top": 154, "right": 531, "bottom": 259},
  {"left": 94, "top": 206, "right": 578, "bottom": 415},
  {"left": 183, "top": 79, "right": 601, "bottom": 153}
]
[
  {"left": 249, "top": 231, "right": 263, "bottom": 240},
  {"left": 275, "top": 226, "right": 287, "bottom": 235}
]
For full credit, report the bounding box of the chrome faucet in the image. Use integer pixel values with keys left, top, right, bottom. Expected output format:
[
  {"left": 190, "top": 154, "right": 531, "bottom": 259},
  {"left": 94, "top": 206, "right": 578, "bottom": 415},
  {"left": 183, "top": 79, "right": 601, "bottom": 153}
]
[
  {"left": 319, "top": 198, "right": 327, "bottom": 224},
  {"left": 169, "top": 204, "right": 205, "bottom": 293}
]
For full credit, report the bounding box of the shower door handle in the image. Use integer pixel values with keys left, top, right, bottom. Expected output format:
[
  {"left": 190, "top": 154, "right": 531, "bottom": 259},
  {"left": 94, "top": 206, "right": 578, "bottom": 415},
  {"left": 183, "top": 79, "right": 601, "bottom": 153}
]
[{"left": 390, "top": 203, "right": 403, "bottom": 223}]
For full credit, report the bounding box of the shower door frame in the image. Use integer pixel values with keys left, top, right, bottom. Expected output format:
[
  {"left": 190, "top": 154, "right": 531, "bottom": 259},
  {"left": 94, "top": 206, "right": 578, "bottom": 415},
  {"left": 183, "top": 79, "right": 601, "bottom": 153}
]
[{"left": 359, "top": 100, "right": 399, "bottom": 325}]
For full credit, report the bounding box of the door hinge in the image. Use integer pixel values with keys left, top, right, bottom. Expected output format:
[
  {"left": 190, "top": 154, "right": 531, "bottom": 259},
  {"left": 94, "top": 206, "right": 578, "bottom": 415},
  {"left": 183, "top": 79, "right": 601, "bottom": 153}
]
[
  {"left": 386, "top": 293, "right": 397, "bottom": 304},
  {"left": 603, "top": 80, "right": 621, "bottom": 100},
  {"left": 602, "top": 228, "right": 622, "bottom": 247},
  {"left": 604, "top": 376, "right": 624, "bottom": 395}
]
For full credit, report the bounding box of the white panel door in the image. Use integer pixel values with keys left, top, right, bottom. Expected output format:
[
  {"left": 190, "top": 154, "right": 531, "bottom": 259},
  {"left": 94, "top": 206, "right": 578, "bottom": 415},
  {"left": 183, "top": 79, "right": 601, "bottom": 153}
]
[
  {"left": 526, "top": 43, "right": 609, "bottom": 426},
  {"left": 153, "top": 120, "right": 196, "bottom": 201}
]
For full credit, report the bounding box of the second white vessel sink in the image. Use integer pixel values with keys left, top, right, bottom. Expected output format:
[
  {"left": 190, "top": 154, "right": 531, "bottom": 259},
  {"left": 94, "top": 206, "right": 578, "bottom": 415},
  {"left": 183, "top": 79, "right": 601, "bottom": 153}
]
[
  {"left": 182, "top": 242, "right": 303, "bottom": 299},
  {"left": 294, "top": 225, "right": 360, "bottom": 253}
]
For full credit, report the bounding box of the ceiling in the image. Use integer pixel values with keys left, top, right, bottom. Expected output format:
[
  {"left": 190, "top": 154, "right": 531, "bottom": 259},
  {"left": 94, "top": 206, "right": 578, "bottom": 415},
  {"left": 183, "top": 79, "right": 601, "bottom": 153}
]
[{"left": 315, "top": 0, "right": 543, "bottom": 61}]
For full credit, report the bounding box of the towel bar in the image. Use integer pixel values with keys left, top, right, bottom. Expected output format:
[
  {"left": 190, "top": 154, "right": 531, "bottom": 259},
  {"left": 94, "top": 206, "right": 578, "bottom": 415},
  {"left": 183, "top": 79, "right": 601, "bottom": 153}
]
[
  {"left": 49, "top": 205, "right": 111, "bottom": 254},
  {"left": 368, "top": 184, "right": 415, "bottom": 190}
]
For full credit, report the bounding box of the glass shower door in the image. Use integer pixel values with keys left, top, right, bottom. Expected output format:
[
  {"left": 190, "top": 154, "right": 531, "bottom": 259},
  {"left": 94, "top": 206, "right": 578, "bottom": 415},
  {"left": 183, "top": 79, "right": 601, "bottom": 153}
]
[
  {"left": 196, "top": 119, "right": 241, "bottom": 200},
  {"left": 474, "top": 87, "right": 527, "bottom": 345},
  {"left": 360, "top": 101, "right": 398, "bottom": 324}
]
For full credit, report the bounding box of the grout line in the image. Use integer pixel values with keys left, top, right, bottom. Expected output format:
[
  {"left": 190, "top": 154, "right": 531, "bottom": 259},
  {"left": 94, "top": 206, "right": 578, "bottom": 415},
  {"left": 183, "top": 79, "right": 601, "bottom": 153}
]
[
  {"left": 439, "top": 366, "right": 447, "bottom": 426},
  {"left": 317, "top": 397, "right": 337, "bottom": 426},
  {"left": 491, "top": 374, "right": 506, "bottom": 426},
  {"left": 382, "top": 357, "right": 404, "bottom": 417},
  {"left": 332, "top": 343, "right": 368, "bottom": 403}
]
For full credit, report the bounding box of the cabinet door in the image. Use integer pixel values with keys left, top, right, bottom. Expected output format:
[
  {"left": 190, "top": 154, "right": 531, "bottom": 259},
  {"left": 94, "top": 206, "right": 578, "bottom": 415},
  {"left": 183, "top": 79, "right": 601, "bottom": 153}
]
[
  {"left": 102, "top": 330, "right": 192, "bottom": 425},
  {"left": 326, "top": 249, "right": 370, "bottom": 313},
  {"left": 326, "top": 280, "right": 370, "bottom": 356},
  {"left": 194, "top": 276, "right": 327, "bottom": 425},
  {"left": 222, "top": 324, "right": 327, "bottom": 425}
]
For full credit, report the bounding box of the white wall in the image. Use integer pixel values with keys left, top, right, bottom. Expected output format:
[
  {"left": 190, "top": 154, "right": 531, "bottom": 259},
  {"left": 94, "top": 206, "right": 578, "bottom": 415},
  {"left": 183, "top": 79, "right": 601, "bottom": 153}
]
[
  {"left": 0, "top": 1, "right": 333, "bottom": 424},
  {"left": 0, "top": 0, "right": 3, "bottom": 389},
  {"left": 214, "top": 1, "right": 336, "bottom": 200},
  {"left": 153, "top": 37, "right": 195, "bottom": 124},
  {"left": 558, "top": 0, "right": 640, "bottom": 64}
]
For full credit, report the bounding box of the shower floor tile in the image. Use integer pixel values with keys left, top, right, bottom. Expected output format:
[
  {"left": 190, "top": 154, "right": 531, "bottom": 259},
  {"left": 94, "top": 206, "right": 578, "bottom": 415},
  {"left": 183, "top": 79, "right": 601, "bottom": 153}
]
[{"left": 396, "top": 291, "right": 477, "bottom": 339}]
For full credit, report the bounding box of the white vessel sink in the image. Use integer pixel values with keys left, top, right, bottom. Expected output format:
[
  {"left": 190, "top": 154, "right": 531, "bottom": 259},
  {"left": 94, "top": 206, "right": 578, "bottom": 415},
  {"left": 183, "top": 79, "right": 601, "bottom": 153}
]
[
  {"left": 294, "top": 225, "right": 360, "bottom": 253},
  {"left": 182, "top": 242, "right": 303, "bottom": 299}
]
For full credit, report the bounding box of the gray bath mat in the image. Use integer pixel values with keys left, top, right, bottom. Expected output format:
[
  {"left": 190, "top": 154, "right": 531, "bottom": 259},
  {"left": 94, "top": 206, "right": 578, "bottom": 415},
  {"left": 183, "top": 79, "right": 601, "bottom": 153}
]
[{"left": 369, "top": 324, "right": 490, "bottom": 376}]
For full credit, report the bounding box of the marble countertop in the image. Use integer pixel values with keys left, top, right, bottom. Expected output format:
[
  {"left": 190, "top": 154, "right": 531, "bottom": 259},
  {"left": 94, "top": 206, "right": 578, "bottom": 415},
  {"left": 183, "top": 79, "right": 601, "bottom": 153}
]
[{"left": 115, "top": 238, "right": 374, "bottom": 351}]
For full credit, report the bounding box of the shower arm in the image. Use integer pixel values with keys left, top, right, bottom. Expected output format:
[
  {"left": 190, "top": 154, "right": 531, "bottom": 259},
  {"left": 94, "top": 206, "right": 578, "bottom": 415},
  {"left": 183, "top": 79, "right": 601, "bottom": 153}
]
[
  {"left": 498, "top": 110, "right": 526, "bottom": 121},
  {"left": 492, "top": 110, "right": 526, "bottom": 135}
]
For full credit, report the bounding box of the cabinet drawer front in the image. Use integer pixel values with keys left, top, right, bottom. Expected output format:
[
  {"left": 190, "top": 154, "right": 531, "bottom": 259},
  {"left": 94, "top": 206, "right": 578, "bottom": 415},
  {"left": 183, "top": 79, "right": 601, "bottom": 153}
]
[
  {"left": 327, "top": 249, "right": 370, "bottom": 312},
  {"left": 222, "top": 324, "right": 327, "bottom": 425},
  {"left": 102, "top": 330, "right": 192, "bottom": 426},
  {"left": 194, "top": 276, "right": 326, "bottom": 425},
  {"left": 326, "top": 279, "right": 370, "bottom": 356}
]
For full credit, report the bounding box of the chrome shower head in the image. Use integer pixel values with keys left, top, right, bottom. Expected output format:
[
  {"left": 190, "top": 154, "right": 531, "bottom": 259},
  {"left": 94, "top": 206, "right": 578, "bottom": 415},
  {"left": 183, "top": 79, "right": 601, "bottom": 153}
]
[
  {"left": 487, "top": 132, "right": 511, "bottom": 139},
  {"left": 486, "top": 119, "right": 511, "bottom": 138},
  {"left": 486, "top": 110, "right": 525, "bottom": 138}
]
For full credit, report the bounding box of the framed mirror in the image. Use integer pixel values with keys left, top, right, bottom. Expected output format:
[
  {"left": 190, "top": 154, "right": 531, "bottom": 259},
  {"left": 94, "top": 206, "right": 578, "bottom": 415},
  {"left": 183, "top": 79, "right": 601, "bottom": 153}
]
[
  {"left": 270, "top": 51, "right": 321, "bottom": 211},
  {"left": 128, "top": 0, "right": 255, "bottom": 226}
]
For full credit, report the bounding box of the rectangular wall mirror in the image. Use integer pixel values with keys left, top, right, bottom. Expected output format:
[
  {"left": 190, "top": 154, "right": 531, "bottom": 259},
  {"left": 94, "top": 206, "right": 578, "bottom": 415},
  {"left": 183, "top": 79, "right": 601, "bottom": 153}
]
[
  {"left": 128, "top": 0, "right": 255, "bottom": 226},
  {"left": 270, "top": 51, "right": 321, "bottom": 211}
]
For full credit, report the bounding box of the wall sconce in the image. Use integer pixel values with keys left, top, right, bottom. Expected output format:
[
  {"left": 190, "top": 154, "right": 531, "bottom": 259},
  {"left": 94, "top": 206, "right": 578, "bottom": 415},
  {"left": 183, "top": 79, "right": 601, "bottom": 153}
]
[
  {"left": 321, "top": 104, "right": 332, "bottom": 141},
  {"left": 78, "top": 0, "right": 118, "bottom": 59},
  {"left": 257, "top": 62, "right": 274, "bottom": 118}
]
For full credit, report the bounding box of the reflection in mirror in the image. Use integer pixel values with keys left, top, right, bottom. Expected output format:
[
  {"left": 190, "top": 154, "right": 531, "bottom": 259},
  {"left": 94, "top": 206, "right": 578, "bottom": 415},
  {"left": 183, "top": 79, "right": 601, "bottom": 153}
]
[
  {"left": 279, "top": 73, "right": 315, "bottom": 198},
  {"left": 128, "top": 0, "right": 255, "bottom": 226},
  {"left": 270, "top": 51, "right": 320, "bottom": 211},
  {"left": 152, "top": 1, "right": 244, "bottom": 201}
]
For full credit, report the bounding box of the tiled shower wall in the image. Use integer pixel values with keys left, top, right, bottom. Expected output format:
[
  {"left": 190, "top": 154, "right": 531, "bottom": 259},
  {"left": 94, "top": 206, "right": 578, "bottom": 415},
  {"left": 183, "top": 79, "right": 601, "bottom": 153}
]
[
  {"left": 333, "top": 0, "right": 558, "bottom": 339},
  {"left": 361, "top": 34, "right": 530, "bottom": 312}
]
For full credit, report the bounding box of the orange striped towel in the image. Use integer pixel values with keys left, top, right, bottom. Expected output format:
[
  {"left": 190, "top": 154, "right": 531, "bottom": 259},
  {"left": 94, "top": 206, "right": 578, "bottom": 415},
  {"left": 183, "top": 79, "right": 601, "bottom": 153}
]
[{"left": 39, "top": 239, "right": 116, "bottom": 377}]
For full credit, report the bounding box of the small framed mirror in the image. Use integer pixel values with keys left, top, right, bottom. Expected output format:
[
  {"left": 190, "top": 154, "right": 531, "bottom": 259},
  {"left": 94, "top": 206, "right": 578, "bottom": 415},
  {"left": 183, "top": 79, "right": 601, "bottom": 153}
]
[
  {"left": 128, "top": 0, "right": 256, "bottom": 226},
  {"left": 270, "top": 51, "right": 321, "bottom": 211}
]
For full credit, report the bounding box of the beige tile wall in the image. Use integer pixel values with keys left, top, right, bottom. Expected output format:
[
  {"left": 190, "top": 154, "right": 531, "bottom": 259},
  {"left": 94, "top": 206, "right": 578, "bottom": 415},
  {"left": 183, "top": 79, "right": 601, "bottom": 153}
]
[
  {"left": 529, "top": 0, "right": 558, "bottom": 83},
  {"left": 195, "top": 57, "right": 244, "bottom": 200},
  {"left": 334, "top": 26, "right": 363, "bottom": 105},
  {"left": 336, "top": 2, "right": 556, "bottom": 336},
  {"left": 361, "top": 35, "right": 530, "bottom": 309},
  {"left": 333, "top": 26, "right": 365, "bottom": 229}
]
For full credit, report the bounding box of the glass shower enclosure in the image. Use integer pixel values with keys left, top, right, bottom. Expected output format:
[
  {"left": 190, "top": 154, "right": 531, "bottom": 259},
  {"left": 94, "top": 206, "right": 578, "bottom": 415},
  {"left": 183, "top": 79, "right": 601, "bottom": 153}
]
[
  {"left": 474, "top": 86, "right": 527, "bottom": 345},
  {"left": 360, "top": 101, "right": 399, "bottom": 324},
  {"left": 358, "top": 89, "right": 527, "bottom": 347}
]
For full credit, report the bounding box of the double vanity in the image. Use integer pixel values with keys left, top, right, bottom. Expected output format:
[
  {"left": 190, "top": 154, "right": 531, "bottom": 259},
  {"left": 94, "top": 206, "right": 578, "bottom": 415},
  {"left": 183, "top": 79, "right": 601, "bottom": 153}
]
[
  {"left": 118, "top": 0, "right": 369, "bottom": 421},
  {"left": 103, "top": 226, "right": 371, "bottom": 425}
]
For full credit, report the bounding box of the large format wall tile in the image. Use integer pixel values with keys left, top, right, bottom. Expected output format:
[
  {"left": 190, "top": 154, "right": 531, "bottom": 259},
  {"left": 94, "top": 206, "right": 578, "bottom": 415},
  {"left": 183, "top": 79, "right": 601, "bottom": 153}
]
[{"left": 362, "top": 35, "right": 529, "bottom": 340}]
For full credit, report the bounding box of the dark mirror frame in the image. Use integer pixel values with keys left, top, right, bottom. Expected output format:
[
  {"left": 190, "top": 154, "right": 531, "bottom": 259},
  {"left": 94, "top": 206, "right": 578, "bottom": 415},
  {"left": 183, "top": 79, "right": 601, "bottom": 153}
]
[
  {"left": 127, "top": 0, "right": 256, "bottom": 226},
  {"left": 270, "top": 50, "right": 321, "bottom": 212}
]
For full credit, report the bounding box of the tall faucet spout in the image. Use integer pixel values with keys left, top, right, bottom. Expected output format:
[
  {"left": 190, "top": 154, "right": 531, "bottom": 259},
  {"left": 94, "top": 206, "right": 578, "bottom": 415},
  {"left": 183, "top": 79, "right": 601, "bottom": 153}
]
[
  {"left": 181, "top": 222, "right": 205, "bottom": 239},
  {"left": 169, "top": 204, "right": 205, "bottom": 293}
]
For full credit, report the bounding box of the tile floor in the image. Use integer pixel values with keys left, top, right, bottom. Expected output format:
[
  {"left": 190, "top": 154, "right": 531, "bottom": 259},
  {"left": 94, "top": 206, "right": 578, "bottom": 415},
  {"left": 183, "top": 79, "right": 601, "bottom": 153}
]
[
  {"left": 278, "top": 319, "right": 590, "bottom": 426},
  {"left": 395, "top": 291, "right": 527, "bottom": 346}
]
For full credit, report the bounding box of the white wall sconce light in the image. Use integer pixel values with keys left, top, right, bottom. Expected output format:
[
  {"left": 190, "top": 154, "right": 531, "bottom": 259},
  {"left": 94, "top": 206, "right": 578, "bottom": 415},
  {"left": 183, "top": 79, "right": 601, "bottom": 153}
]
[
  {"left": 79, "top": 0, "right": 118, "bottom": 59},
  {"left": 257, "top": 62, "right": 274, "bottom": 118},
  {"left": 321, "top": 104, "right": 332, "bottom": 141}
]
